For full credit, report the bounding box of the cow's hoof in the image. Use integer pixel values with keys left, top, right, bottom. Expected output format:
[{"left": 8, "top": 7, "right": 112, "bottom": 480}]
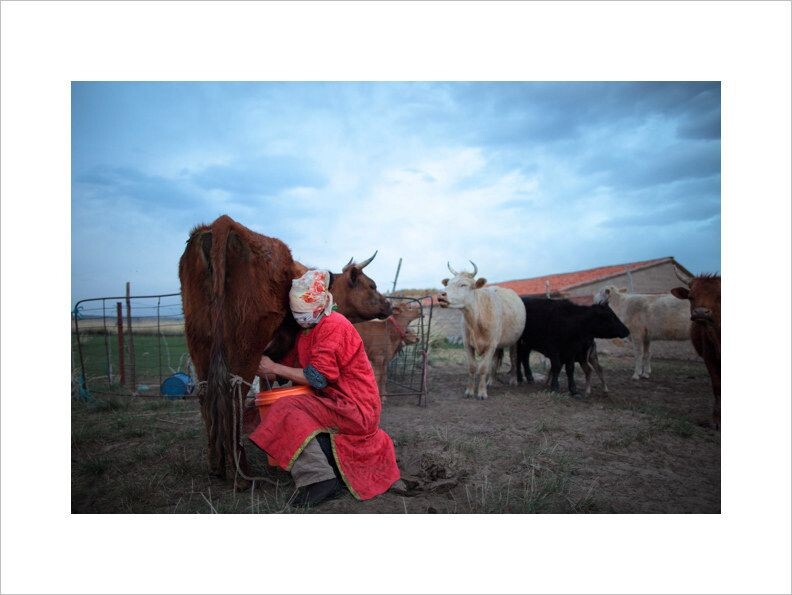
[
  {"left": 476, "top": 395, "right": 488, "bottom": 400},
  {"left": 509, "top": 378, "right": 518, "bottom": 387},
  {"left": 631, "top": 375, "right": 641, "bottom": 381},
  {"left": 640, "top": 373, "right": 651, "bottom": 379}
]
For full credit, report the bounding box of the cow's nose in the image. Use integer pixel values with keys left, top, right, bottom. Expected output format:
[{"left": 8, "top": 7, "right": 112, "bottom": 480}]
[{"left": 691, "top": 307, "right": 712, "bottom": 322}]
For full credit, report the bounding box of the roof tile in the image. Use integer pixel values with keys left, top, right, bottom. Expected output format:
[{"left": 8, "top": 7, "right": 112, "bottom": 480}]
[{"left": 491, "top": 257, "right": 672, "bottom": 296}]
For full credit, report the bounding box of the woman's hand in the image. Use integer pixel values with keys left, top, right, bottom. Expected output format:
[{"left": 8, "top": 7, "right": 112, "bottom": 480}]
[{"left": 257, "top": 355, "right": 279, "bottom": 378}]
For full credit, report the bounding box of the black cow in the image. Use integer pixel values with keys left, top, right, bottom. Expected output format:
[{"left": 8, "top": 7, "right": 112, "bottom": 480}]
[{"left": 516, "top": 298, "right": 629, "bottom": 395}]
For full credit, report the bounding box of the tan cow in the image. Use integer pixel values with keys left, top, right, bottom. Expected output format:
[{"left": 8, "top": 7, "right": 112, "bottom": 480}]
[
  {"left": 438, "top": 261, "right": 526, "bottom": 399},
  {"left": 595, "top": 285, "right": 691, "bottom": 380},
  {"left": 354, "top": 303, "right": 421, "bottom": 402}
]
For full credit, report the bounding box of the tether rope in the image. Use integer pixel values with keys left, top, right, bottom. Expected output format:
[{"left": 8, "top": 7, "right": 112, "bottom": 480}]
[{"left": 228, "top": 374, "right": 279, "bottom": 487}]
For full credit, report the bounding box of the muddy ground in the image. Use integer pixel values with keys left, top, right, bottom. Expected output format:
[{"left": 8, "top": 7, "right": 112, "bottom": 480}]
[{"left": 72, "top": 349, "right": 720, "bottom": 514}]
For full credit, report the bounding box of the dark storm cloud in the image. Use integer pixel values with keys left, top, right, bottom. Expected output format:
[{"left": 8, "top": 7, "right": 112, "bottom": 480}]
[
  {"left": 439, "top": 82, "right": 721, "bottom": 146},
  {"left": 580, "top": 139, "right": 720, "bottom": 189},
  {"left": 601, "top": 175, "right": 720, "bottom": 227}
]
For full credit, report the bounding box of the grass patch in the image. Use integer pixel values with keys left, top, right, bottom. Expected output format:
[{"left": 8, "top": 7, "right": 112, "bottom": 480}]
[
  {"left": 602, "top": 427, "right": 653, "bottom": 449},
  {"left": 87, "top": 396, "right": 131, "bottom": 413},
  {"left": 78, "top": 455, "right": 112, "bottom": 476},
  {"left": 535, "top": 419, "right": 564, "bottom": 433},
  {"left": 460, "top": 444, "right": 577, "bottom": 513}
]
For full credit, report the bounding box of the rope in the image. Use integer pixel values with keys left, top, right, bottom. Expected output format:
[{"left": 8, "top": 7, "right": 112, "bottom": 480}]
[{"left": 228, "top": 374, "right": 279, "bottom": 487}]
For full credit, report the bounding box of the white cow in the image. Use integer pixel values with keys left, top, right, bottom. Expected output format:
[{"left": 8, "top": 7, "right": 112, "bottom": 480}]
[
  {"left": 438, "top": 261, "right": 526, "bottom": 399},
  {"left": 595, "top": 285, "right": 691, "bottom": 380}
]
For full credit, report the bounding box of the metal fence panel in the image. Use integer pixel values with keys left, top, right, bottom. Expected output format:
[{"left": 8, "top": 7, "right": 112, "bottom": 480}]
[
  {"left": 72, "top": 292, "right": 437, "bottom": 404},
  {"left": 72, "top": 293, "right": 190, "bottom": 397}
]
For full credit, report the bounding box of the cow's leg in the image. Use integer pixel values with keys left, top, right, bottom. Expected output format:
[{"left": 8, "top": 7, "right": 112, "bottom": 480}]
[
  {"left": 488, "top": 348, "right": 504, "bottom": 386},
  {"left": 464, "top": 346, "right": 477, "bottom": 398},
  {"left": 548, "top": 356, "right": 562, "bottom": 392},
  {"left": 565, "top": 359, "right": 579, "bottom": 396},
  {"left": 631, "top": 332, "right": 645, "bottom": 380},
  {"left": 702, "top": 343, "right": 721, "bottom": 430},
  {"left": 580, "top": 358, "right": 593, "bottom": 397},
  {"left": 712, "top": 382, "right": 721, "bottom": 431},
  {"left": 523, "top": 348, "right": 534, "bottom": 383},
  {"left": 589, "top": 346, "right": 608, "bottom": 394},
  {"left": 370, "top": 355, "right": 386, "bottom": 402},
  {"left": 516, "top": 342, "right": 525, "bottom": 384},
  {"left": 376, "top": 366, "right": 387, "bottom": 403},
  {"left": 476, "top": 347, "right": 497, "bottom": 400},
  {"left": 517, "top": 344, "right": 534, "bottom": 384},
  {"left": 508, "top": 344, "right": 520, "bottom": 386},
  {"left": 640, "top": 334, "right": 652, "bottom": 378}
]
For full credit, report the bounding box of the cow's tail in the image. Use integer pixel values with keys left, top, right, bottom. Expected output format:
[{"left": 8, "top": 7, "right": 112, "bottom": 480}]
[{"left": 206, "top": 217, "right": 235, "bottom": 478}]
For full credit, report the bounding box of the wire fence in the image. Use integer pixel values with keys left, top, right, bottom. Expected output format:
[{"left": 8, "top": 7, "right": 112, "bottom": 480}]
[
  {"left": 381, "top": 296, "right": 433, "bottom": 406},
  {"left": 72, "top": 293, "right": 190, "bottom": 398},
  {"left": 71, "top": 291, "right": 463, "bottom": 402}
]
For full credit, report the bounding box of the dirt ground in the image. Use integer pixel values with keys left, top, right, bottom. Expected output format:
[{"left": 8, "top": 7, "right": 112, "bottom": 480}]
[{"left": 71, "top": 350, "right": 720, "bottom": 514}]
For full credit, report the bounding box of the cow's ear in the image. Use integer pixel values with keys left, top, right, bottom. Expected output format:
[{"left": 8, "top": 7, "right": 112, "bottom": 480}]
[
  {"left": 348, "top": 266, "right": 360, "bottom": 286},
  {"left": 441, "top": 278, "right": 449, "bottom": 286},
  {"left": 475, "top": 277, "right": 487, "bottom": 288},
  {"left": 671, "top": 287, "right": 689, "bottom": 300}
]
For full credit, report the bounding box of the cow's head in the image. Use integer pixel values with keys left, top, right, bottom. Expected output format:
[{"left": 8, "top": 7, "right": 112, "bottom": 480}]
[
  {"left": 594, "top": 285, "right": 627, "bottom": 305},
  {"left": 671, "top": 267, "right": 721, "bottom": 327},
  {"left": 392, "top": 302, "right": 422, "bottom": 325},
  {"left": 330, "top": 252, "right": 392, "bottom": 323},
  {"left": 438, "top": 261, "right": 486, "bottom": 309},
  {"left": 588, "top": 304, "right": 630, "bottom": 339}
]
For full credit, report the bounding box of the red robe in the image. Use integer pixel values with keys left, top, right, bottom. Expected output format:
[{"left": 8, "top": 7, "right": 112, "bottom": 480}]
[{"left": 249, "top": 312, "right": 401, "bottom": 501}]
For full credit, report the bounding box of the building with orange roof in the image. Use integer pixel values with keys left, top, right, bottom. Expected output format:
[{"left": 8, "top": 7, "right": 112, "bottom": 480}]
[{"left": 490, "top": 257, "right": 695, "bottom": 304}]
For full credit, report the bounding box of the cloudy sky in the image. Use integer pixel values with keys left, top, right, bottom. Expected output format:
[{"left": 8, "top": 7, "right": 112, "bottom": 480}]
[{"left": 71, "top": 82, "right": 720, "bottom": 305}]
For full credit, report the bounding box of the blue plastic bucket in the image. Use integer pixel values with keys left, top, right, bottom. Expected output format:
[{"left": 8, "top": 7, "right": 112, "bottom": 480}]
[{"left": 160, "top": 372, "right": 193, "bottom": 399}]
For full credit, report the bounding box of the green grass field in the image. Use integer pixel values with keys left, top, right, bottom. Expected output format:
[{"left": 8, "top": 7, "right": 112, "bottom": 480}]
[{"left": 73, "top": 332, "right": 191, "bottom": 395}]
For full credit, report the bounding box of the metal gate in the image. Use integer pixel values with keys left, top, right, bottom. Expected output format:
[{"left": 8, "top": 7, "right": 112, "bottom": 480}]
[
  {"left": 72, "top": 292, "right": 190, "bottom": 397},
  {"left": 381, "top": 295, "right": 434, "bottom": 406},
  {"left": 72, "top": 292, "right": 434, "bottom": 404}
]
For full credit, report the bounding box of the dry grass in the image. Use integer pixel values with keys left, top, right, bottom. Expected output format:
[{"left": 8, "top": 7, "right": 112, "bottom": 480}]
[{"left": 73, "top": 317, "right": 185, "bottom": 335}]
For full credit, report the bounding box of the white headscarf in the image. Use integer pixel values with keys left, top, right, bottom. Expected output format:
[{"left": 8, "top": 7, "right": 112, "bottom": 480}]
[{"left": 289, "top": 270, "right": 334, "bottom": 328}]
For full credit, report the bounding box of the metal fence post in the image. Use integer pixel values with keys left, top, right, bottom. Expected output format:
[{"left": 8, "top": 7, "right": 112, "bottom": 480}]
[
  {"left": 125, "top": 282, "right": 137, "bottom": 392},
  {"left": 116, "top": 302, "right": 126, "bottom": 387}
]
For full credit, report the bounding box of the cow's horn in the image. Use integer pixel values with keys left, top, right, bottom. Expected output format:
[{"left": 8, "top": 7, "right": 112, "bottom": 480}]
[
  {"left": 674, "top": 266, "right": 692, "bottom": 287},
  {"left": 345, "top": 257, "right": 354, "bottom": 268},
  {"left": 469, "top": 260, "right": 478, "bottom": 277},
  {"left": 447, "top": 262, "right": 459, "bottom": 276},
  {"left": 358, "top": 250, "right": 377, "bottom": 270}
]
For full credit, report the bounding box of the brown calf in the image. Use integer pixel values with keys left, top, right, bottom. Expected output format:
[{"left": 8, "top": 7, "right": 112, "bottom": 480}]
[
  {"left": 354, "top": 303, "right": 421, "bottom": 401},
  {"left": 671, "top": 267, "right": 721, "bottom": 430}
]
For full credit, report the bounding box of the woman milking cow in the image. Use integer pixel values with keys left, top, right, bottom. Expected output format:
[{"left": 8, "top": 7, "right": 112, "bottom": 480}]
[{"left": 249, "top": 270, "right": 402, "bottom": 507}]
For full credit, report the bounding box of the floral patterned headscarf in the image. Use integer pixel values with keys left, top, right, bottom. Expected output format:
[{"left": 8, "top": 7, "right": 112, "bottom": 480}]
[{"left": 289, "top": 270, "right": 334, "bottom": 328}]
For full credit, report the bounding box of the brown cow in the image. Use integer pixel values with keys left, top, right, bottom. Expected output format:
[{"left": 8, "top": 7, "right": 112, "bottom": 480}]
[
  {"left": 178, "top": 215, "right": 392, "bottom": 482},
  {"left": 671, "top": 267, "right": 721, "bottom": 430},
  {"left": 354, "top": 303, "right": 421, "bottom": 402}
]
